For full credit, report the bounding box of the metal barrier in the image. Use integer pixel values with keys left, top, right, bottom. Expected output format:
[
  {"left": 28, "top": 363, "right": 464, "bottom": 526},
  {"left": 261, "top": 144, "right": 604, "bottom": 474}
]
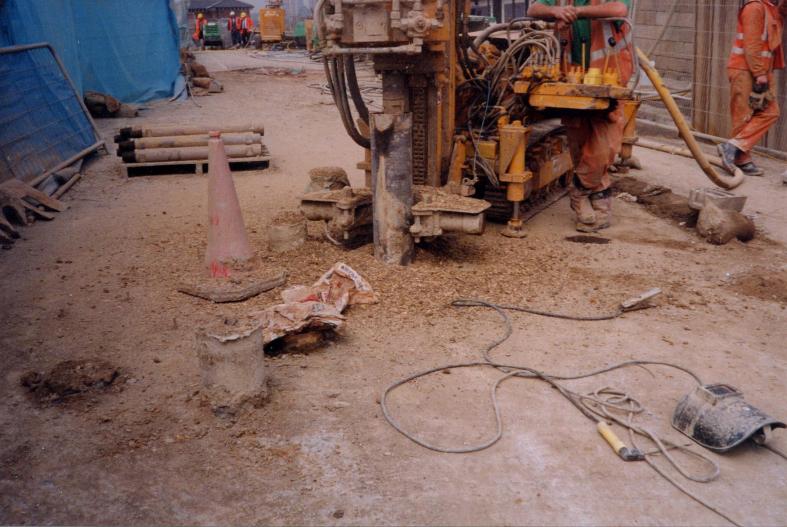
[{"left": 0, "top": 43, "right": 103, "bottom": 184}]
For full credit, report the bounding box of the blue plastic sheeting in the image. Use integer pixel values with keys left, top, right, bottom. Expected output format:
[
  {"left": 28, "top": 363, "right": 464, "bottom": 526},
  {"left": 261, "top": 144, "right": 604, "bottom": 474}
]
[
  {"left": 0, "top": 45, "right": 100, "bottom": 184},
  {"left": 0, "top": 0, "right": 181, "bottom": 103}
]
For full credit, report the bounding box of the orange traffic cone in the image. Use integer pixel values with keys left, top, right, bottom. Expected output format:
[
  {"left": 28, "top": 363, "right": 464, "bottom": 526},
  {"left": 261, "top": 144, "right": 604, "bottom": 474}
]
[{"left": 205, "top": 131, "right": 254, "bottom": 277}]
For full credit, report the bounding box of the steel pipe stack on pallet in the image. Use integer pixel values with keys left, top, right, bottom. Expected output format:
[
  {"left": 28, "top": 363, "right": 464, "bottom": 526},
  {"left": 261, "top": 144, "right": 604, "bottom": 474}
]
[{"left": 114, "top": 122, "right": 270, "bottom": 177}]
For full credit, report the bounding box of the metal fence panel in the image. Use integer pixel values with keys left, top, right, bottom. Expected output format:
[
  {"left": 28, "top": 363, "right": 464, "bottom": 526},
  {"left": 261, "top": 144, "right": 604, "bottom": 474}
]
[{"left": 0, "top": 44, "right": 101, "bottom": 184}]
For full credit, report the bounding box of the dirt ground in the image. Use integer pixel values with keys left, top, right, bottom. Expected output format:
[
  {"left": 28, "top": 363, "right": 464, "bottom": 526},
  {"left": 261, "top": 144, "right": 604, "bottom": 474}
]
[{"left": 1, "top": 50, "right": 786, "bottom": 526}]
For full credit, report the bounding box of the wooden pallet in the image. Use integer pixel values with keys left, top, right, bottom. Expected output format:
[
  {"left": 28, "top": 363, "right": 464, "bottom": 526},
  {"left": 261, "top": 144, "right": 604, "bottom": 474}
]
[{"left": 122, "top": 153, "right": 271, "bottom": 178}]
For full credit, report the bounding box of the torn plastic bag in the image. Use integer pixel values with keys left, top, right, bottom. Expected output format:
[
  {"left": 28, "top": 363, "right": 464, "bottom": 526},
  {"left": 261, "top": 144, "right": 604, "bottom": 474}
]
[{"left": 251, "top": 262, "right": 377, "bottom": 346}]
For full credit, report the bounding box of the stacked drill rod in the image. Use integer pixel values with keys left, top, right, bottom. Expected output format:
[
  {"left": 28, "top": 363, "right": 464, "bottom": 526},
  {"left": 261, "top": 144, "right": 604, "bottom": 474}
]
[{"left": 114, "top": 122, "right": 267, "bottom": 165}]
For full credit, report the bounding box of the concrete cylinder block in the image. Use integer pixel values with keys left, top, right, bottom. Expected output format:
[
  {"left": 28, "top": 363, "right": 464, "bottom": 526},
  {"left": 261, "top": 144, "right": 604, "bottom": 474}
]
[
  {"left": 196, "top": 319, "right": 267, "bottom": 415},
  {"left": 268, "top": 213, "right": 307, "bottom": 252}
]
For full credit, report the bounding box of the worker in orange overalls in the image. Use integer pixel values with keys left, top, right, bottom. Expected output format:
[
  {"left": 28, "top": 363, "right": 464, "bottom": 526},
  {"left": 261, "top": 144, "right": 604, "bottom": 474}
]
[
  {"left": 193, "top": 12, "right": 208, "bottom": 50},
  {"left": 228, "top": 11, "right": 241, "bottom": 48},
  {"left": 529, "top": 0, "right": 632, "bottom": 232},
  {"left": 718, "top": 0, "right": 786, "bottom": 177},
  {"left": 239, "top": 12, "right": 254, "bottom": 47}
]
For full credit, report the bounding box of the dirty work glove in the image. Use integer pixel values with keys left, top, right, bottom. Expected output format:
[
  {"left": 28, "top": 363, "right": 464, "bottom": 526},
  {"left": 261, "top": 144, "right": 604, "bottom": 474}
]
[{"left": 749, "top": 81, "right": 770, "bottom": 112}]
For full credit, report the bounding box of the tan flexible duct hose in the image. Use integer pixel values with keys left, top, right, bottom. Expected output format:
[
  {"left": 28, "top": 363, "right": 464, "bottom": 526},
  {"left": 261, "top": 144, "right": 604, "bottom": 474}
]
[
  {"left": 635, "top": 47, "right": 745, "bottom": 190},
  {"left": 635, "top": 138, "right": 733, "bottom": 173}
]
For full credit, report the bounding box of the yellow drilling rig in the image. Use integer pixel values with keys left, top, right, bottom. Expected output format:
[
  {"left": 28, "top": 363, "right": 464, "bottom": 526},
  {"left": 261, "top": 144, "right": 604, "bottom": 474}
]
[{"left": 301, "top": 0, "right": 735, "bottom": 265}]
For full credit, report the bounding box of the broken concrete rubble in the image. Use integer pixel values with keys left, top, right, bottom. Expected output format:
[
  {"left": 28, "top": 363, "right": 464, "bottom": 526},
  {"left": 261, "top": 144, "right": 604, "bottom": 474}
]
[
  {"left": 304, "top": 166, "right": 351, "bottom": 193},
  {"left": 696, "top": 202, "right": 755, "bottom": 245},
  {"left": 84, "top": 91, "right": 138, "bottom": 118},
  {"left": 191, "top": 77, "right": 223, "bottom": 93}
]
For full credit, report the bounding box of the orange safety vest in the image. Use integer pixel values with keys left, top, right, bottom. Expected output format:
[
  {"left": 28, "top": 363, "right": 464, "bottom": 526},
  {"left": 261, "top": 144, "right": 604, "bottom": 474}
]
[
  {"left": 728, "top": 0, "right": 785, "bottom": 71},
  {"left": 193, "top": 18, "right": 207, "bottom": 40},
  {"left": 239, "top": 16, "right": 253, "bottom": 31},
  {"left": 565, "top": 0, "right": 634, "bottom": 84}
]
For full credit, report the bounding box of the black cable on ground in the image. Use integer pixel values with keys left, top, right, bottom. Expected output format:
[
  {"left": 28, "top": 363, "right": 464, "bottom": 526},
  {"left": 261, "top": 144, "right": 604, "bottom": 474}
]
[{"left": 380, "top": 298, "right": 744, "bottom": 527}]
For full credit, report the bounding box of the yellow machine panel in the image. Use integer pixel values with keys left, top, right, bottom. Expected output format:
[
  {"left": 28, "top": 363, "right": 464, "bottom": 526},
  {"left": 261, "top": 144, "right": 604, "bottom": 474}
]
[
  {"left": 520, "top": 82, "right": 633, "bottom": 111},
  {"left": 259, "top": 7, "right": 285, "bottom": 42}
]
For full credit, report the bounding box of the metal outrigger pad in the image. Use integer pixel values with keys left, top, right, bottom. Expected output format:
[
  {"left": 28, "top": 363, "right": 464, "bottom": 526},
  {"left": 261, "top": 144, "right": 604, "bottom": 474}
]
[{"left": 672, "top": 384, "right": 785, "bottom": 453}]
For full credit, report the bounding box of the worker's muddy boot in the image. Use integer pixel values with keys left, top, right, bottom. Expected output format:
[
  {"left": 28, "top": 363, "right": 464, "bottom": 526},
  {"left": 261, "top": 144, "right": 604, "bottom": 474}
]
[
  {"left": 717, "top": 142, "right": 740, "bottom": 174},
  {"left": 577, "top": 190, "right": 612, "bottom": 233},
  {"left": 735, "top": 162, "right": 764, "bottom": 177},
  {"left": 569, "top": 183, "right": 596, "bottom": 228}
]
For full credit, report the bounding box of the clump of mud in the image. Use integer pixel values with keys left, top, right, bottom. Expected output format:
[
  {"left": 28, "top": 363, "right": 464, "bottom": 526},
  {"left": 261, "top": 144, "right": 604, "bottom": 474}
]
[
  {"left": 20, "top": 359, "right": 120, "bottom": 403},
  {"left": 612, "top": 176, "right": 698, "bottom": 225},
  {"left": 730, "top": 269, "right": 787, "bottom": 304},
  {"left": 565, "top": 235, "right": 610, "bottom": 244}
]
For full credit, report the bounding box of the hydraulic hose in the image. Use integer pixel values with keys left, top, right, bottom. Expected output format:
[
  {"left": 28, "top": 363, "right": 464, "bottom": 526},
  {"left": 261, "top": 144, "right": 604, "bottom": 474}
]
[
  {"left": 344, "top": 56, "right": 369, "bottom": 125},
  {"left": 636, "top": 47, "right": 744, "bottom": 190},
  {"left": 334, "top": 57, "right": 370, "bottom": 148},
  {"left": 324, "top": 57, "right": 370, "bottom": 149},
  {"left": 314, "top": 0, "right": 368, "bottom": 147},
  {"left": 472, "top": 20, "right": 536, "bottom": 48}
]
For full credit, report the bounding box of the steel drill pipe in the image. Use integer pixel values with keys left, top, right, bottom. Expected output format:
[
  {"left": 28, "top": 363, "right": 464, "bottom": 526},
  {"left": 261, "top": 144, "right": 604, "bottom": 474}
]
[
  {"left": 122, "top": 144, "right": 263, "bottom": 164},
  {"left": 118, "top": 122, "right": 265, "bottom": 140},
  {"left": 117, "top": 133, "right": 263, "bottom": 153}
]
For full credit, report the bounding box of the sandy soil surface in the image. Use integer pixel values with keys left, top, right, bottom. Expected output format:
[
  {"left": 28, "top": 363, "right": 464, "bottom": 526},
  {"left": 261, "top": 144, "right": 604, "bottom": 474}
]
[{"left": 1, "top": 51, "right": 786, "bottom": 526}]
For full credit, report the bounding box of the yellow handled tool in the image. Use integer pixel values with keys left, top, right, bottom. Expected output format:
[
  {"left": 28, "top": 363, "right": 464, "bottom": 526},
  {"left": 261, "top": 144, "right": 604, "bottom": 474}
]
[{"left": 597, "top": 421, "right": 644, "bottom": 461}]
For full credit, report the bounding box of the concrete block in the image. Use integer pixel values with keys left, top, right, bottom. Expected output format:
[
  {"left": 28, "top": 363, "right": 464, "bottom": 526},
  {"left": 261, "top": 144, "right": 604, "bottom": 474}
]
[
  {"left": 196, "top": 319, "right": 267, "bottom": 416},
  {"left": 688, "top": 187, "right": 747, "bottom": 212}
]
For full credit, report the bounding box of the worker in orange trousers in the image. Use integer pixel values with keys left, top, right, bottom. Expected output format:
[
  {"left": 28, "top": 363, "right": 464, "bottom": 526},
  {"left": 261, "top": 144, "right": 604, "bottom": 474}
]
[
  {"left": 529, "top": 0, "right": 633, "bottom": 232},
  {"left": 718, "top": 0, "right": 786, "bottom": 177}
]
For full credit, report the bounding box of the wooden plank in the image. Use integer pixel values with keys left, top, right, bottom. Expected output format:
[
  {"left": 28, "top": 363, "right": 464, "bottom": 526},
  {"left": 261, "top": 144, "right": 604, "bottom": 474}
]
[{"left": 122, "top": 155, "right": 271, "bottom": 178}]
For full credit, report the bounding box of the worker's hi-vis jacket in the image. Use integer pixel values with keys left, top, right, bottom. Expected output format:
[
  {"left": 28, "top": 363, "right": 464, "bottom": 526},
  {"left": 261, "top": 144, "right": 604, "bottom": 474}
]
[
  {"left": 554, "top": 0, "right": 635, "bottom": 85},
  {"left": 728, "top": 0, "right": 785, "bottom": 76},
  {"left": 193, "top": 18, "right": 207, "bottom": 40},
  {"left": 239, "top": 17, "right": 253, "bottom": 31}
]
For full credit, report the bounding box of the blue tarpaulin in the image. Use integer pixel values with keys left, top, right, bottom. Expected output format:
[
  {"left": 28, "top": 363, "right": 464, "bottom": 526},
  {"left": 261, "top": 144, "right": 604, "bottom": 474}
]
[{"left": 0, "top": 0, "right": 181, "bottom": 103}]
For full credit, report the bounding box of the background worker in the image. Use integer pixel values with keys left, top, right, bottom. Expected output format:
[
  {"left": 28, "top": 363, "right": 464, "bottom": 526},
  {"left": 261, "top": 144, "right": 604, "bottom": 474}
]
[
  {"left": 528, "top": 0, "right": 632, "bottom": 232},
  {"left": 228, "top": 11, "right": 241, "bottom": 48},
  {"left": 192, "top": 12, "right": 207, "bottom": 50},
  {"left": 239, "top": 11, "right": 254, "bottom": 47},
  {"left": 718, "top": 0, "right": 786, "bottom": 177}
]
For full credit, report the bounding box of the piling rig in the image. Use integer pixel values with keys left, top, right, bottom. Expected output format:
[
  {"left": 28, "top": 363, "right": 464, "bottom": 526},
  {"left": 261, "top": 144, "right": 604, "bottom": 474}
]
[{"left": 302, "top": 0, "right": 641, "bottom": 264}]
